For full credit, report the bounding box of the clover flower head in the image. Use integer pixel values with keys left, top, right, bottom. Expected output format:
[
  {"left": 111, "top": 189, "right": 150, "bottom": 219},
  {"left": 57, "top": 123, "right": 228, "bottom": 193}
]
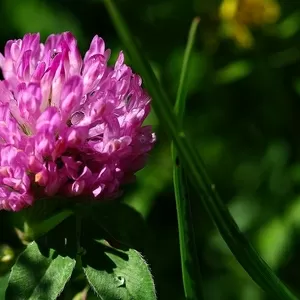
[{"left": 0, "top": 32, "right": 155, "bottom": 211}]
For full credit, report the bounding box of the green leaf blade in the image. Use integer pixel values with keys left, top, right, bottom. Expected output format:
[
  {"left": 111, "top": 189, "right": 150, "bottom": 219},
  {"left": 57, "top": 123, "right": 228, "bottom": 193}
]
[
  {"left": 172, "top": 145, "right": 203, "bottom": 300},
  {"left": 6, "top": 241, "right": 76, "bottom": 300},
  {"left": 172, "top": 17, "right": 203, "bottom": 300},
  {"left": 83, "top": 240, "right": 156, "bottom": 300},
  {"left": 175, "top": 17, "right": 200, "bottom": 122}
]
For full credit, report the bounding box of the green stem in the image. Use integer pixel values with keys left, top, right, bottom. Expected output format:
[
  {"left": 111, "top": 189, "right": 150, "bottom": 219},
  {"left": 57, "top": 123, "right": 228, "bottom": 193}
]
[
  {"left": 75, "top": 214, "right": 83, "bottom": 268},
  {"left": 103, "top": 0, "right": 297, "bottom": 298},
  {"left": 172, "top": 18, "right": 203, "bottom": 300}
]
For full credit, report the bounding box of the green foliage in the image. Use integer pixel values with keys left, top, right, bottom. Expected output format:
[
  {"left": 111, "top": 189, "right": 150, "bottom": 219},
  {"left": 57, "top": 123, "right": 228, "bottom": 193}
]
[
  {"left": 3, "top": 0, "right": 84, "bottom": 41},
  {"left": 83, "top": 240, "right": 156, "bottom": 300},
  {"left": 4, "top": 203, "right": 156, "bottom": 300},
  {"left": 214, "top": 60, "right": 252, "bottom": 85},
  {"left": 172, "top": 17, "right": 203, "bottom": 300},
  {"left": 6, "top": 241, "right": 76, "bottom": 300},
  {"left": 103, "top": 0, "right": 297, "bottom": 298},
  {"left": 80, "top": 203, "right": 157, "bottom": 299},
  {"left": 0, "top": 273, "right": 9, "bottom": 299}
]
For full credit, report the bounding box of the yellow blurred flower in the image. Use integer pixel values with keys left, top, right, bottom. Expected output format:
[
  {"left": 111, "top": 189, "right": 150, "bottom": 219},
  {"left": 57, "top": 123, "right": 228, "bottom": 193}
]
[{"left": 219, "top": 0, "right": 281, "bottom": 48}]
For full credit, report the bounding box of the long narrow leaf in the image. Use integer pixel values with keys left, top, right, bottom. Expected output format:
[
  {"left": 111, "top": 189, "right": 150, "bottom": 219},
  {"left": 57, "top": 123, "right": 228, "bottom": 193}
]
[
  {"left": 172, "top": 17, "right": 203, "bottom": 300},
  {"left": 103, "top": 0, "right": 297, "bottom": 299},
  {"left": 175, "top": 18, "right": 200, "bottom": 123}
]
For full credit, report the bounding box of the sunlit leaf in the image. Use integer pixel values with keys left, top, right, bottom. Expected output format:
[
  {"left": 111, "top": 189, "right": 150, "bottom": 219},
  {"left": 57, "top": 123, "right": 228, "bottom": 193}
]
[
  {"left": 83, "top": 239, "right": 156, "bottom": 300},
  {"left": 6, "top": 241, "right": 76, "bottom": 300}
]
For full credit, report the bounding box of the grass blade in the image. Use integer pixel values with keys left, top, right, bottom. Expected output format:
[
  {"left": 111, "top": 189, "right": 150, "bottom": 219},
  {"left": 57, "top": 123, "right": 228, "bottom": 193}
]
[
  {"left": 103, "top": 0, "right": 298, "bottom": 298},
  {"left": 175, "top": 17, "right": 200, "bottom": 123},
  {"left": 171, "top": 17, "right": 203, "bottom": 300}
]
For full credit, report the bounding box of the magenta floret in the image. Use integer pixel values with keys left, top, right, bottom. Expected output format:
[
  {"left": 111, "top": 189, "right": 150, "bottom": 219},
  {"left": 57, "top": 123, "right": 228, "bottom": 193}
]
[{"left": 0, "top": 32, "right": 155, "bottom": 211}]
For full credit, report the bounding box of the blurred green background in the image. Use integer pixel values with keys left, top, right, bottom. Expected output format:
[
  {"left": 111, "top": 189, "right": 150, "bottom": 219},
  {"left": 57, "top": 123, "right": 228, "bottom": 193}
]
[{"left": 1, "top": 0, "right": 300, "bottom": 299}]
